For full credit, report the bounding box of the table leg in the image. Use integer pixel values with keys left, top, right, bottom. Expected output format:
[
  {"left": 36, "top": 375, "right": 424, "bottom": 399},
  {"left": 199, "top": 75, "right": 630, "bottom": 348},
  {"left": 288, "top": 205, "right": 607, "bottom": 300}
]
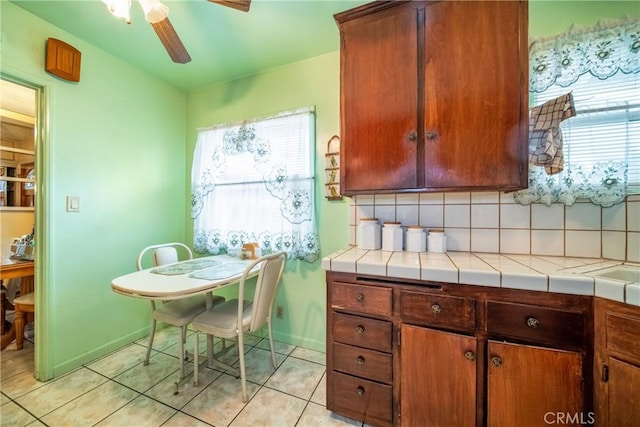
[
  {"left": 15, "top": 310, "right": 25, "bottom": 350},
  {"left": 1, "top": 325, "right": 16, "bottom": 350}
]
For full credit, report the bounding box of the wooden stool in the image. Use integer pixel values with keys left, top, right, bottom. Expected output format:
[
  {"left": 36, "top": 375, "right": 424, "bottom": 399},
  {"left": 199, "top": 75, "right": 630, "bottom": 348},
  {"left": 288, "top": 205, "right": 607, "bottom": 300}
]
[{"left": 13, "top": 292, "right": 34, "bottom": 350}]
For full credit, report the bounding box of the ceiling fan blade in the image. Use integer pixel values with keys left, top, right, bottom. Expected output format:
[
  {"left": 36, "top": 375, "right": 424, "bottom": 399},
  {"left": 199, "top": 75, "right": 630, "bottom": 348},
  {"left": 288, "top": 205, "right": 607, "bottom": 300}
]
[
  {"left": 150, "top": 18, "right": 191, "bottom": 64},
  {"left": 207, "top": 0, "right": 251, "bottom": 12}
]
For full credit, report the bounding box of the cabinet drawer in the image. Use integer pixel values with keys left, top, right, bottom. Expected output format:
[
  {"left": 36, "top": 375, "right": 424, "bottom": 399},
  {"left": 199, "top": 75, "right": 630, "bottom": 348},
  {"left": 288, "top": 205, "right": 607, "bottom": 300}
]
[
  {"left": 607, "top": 311, "right": 640, "bottom": 362},
  {"left": 333, "top": 342, "right": 393, "bottom": 384},
  {"left": 330, "top": 371, "right": 393, "bottom": 425},
  {"left": 333, "top": 312, "right": 393, "bottom": 353},
  {"left": 486, "top": 301, "right": 584, "bottom": 348},
  {"left": 331, "top": 282, "right": 392, "bottom": 317},
  {"left": 401, "top": 291, "right": 476, "bottom": 333}
]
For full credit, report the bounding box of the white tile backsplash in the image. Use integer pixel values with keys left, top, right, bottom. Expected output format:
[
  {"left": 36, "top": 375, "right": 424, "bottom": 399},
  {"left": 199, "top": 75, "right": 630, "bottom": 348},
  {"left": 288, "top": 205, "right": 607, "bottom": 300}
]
[
  {"left": 603, "top": 202, "right": 626, "bottom": 231},
  {"left": 532, "top": 204, "right": 564, "bottom": 230},
  {"left": 603, "top": 231, "right": 626, "bottom": 260},
  {"left": 628, "top": 201, "right": 640, "bottom": 232},
  {"left": 566, "top": 203, "right": 601, "bottom": 230},
  {"left": 471, "top": 229, "right": 499, "bottom": 253},
  {"left": 565, "top": 230, "right": 601, "bottom": 258},
  {"left": 444, "top": 205, "right": 470, "bottom": 228},
  {"left": 471, "top": 204, "right": 499, "bottom": 228},
  {"left": 500, "top": 229, "right": 530, "bottom": 254},
  {"left": 419, "top": 205, "right": 444, "bottom": 228},
  {"left": 531, "top": 230, "right": 564, "bottom": 256},
  {"left": 500, "top": 204, "right": 531, "bottom": 229},
  {"left": 349, "top": 192, "right": 635, "bottom": 261}
]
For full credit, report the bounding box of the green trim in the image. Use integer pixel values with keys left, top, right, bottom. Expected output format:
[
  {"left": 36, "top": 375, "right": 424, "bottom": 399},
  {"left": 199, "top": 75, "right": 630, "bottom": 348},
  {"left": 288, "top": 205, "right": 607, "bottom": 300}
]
[{"left": 1, "top": 69, "right": 52, "bottom": 381}]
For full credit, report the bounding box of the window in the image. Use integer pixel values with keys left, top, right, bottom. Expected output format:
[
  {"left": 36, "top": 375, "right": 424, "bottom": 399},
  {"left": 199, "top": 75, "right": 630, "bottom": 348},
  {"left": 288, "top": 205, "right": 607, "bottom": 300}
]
[
  {"left": 515, "top": 18, "right": 640, "bottom": 207},
  {"left": 191, "top": 107, "right": 319, "bottom": 262}
]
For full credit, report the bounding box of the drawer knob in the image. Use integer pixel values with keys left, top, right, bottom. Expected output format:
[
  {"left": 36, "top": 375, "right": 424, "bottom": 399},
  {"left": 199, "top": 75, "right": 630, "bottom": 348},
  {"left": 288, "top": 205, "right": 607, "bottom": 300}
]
[
  {"left": 491, "top": 356, "right": 503, "bottom": 367},
  {"left": 356, "top": 325, "right": 365, "bottom": 334},
  {"left": 357, "top": 386, "right": 365, "bottom": 397},
  {"left": 464, "top": 351, "right": 475, "bottom": 361},
  {"left": 357, "top": 356, "right": 365, "bottom": 366},
  {"left": 526, "top": 317, "right": 541, "bottom": 329},
  {"left": 432, "top": 303, "right": 442, "bottom": 314},
  {"left": 356, "top": 293, "right": 364, "bottom": 303}
]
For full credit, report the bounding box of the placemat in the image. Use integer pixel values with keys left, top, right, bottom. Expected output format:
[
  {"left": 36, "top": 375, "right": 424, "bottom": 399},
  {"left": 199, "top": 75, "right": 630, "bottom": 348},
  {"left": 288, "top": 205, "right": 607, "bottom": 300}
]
[
  {"left": 151, "top": 258, "right": 222, "bottom": 276},
  {"left": 189, "top": 262, "right": 249, "bottom": 280}
]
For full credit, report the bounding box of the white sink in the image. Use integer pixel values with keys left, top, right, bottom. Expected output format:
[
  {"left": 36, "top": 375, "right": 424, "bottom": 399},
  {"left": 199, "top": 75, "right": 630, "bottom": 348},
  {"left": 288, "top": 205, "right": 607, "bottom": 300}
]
[{"left": 591, "top": 265, "right": 640, "bottom": 282}]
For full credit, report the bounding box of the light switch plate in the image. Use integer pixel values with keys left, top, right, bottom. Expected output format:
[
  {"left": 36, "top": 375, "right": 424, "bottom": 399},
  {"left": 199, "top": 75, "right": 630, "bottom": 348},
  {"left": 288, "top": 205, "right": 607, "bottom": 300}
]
[{"left": 66, "top": 196, "right": 80, "bottom": 212}]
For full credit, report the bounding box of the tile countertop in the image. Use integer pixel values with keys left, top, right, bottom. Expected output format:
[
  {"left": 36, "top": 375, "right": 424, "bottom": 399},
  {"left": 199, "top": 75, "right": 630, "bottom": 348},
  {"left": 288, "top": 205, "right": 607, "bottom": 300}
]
[{"left": 322, "top": 246, "right": 640, "bottom": 307}]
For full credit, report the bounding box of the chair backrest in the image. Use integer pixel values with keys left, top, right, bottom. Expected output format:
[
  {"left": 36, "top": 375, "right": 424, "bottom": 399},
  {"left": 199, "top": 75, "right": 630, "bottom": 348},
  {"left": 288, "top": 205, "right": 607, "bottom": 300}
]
[
  {"left": 136, "top": 242, "right": 193, "bottom": 270},
  {"left": 239, "top": 252, "right": 287, "bottom": 333}
]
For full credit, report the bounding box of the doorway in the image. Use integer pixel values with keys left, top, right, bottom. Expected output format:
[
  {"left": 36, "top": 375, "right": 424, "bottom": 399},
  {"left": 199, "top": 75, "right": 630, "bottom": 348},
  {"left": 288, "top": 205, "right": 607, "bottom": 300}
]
[{"left": 0, "top": 72, "right": 47, "bottom": 380}]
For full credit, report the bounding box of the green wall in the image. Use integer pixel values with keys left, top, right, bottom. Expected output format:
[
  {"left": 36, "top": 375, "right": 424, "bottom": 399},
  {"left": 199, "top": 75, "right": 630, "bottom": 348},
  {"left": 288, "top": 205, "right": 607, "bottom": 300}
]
[
  {"left": 185, "top": 52, "right": 349, "bottom": 351},
  {"left": 1, "top": 2, "right": 188, "bottom": 379}
]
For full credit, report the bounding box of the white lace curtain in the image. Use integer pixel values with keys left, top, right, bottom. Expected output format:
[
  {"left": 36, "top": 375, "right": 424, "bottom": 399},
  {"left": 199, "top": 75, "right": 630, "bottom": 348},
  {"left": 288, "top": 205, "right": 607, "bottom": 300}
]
[
  {"left": 514, "top": 17, "right": 640, "bottom": 207},
  {"left": 191, "top": 108, "right": 320, "bottom": 262}
]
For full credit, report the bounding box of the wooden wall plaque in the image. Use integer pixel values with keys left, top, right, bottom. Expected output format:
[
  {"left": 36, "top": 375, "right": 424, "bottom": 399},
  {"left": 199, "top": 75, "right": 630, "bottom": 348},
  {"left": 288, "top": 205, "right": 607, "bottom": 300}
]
[{"left": 45, "top": 38, "right": 81, "bottom": 82}]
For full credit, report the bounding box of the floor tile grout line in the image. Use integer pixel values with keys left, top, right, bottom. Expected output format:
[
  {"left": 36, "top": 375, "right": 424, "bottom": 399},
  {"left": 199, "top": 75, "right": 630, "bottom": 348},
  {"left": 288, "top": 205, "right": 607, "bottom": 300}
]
[{"left": 2, "top": 338, "right": 335, "bottom": 427}]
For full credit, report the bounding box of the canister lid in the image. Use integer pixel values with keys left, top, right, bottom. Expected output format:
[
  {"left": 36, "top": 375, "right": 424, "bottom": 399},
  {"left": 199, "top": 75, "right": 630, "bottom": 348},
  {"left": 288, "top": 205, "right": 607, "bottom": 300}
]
[
  {"left": 429, "top": 229, "right": 445, "bottom": 234},
  {"left": 407, "top": 225, "right": 424, "bottom": 229},
  {"left": 360, "top": 217, "right": 378, "bottom": 222},
  {"left": 383, "top": 221, "right": 401, "bottom": 225}
]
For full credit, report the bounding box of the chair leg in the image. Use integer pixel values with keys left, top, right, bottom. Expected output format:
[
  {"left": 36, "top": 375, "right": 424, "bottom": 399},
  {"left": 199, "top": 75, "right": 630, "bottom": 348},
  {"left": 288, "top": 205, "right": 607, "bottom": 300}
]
[
  {"left": 144, "top": 319, "right": 157, "bottom": 366},
  {"left": 178, "top": 326, "right": 186, "bottom": 380},
  {"left": 267, "top": 318, "right": 277, "bottom": 369},
  {"left": 238, "top": 332, "right": 248, "bottom": 403},
  {"left": 193, "top": 331, "right": 199, "bottom": 387}
]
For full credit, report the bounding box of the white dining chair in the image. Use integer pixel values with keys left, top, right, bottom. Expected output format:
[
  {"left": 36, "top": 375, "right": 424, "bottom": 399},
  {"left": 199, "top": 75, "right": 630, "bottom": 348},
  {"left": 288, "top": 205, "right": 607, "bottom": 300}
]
[
  {"left": 192, "top": 251, "right": 287, "bottom": 402},
  {"left": 136, "top": 242, "right": 225, "bottom": 381}
]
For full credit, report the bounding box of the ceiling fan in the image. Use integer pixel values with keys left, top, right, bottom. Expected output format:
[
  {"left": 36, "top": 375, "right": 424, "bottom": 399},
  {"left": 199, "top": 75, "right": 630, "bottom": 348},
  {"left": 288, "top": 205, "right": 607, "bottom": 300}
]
[{"left": 100, "top": 0, "right": 251, "bottom": 64}]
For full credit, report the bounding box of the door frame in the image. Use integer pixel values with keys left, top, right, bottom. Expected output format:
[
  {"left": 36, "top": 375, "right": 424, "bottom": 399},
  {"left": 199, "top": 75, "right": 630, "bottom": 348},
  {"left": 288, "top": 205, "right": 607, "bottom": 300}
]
[{"left": 1, "top": 69, "right": 52, "bottom": 381}]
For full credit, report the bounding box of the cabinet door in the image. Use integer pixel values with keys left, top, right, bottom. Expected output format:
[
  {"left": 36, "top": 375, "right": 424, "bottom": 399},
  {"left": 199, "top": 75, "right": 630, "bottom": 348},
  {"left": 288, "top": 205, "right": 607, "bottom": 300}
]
[
  {"left": 422, "top": 1, "right": 527, "bottom": 190},
  {"left": 339, "top": 4, "right": 420, "bottom": 192},
  {"left": 487, "top": 341, "right": 583, "bottom": 427},
  {"left": 400, "top": 324, "right": 476, "bottom": 427},
  {"left": 607, "top": 357, "right": 640, "bottom": 427}
]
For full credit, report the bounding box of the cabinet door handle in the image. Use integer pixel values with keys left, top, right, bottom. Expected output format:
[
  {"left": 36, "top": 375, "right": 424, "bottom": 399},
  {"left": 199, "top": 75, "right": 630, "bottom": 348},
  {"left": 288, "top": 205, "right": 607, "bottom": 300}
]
[
  {"left": 464, "top": 351, "right": 475, "bottom": 361},
  {"left": 425, "top": 130, "right": 439, "bottom": 140},
  {"left": 526, "top": 316, "right": 541, "bottom": 329},
  {"left": 356, "top": 293, "right": 364, "bottom": 303},
  {"left": 356, "top": 386, "right": 365, "bottom": 397},
  {"left": 357, "top": 356, "right": 365, "bottom": 366},
  {"left": 491, "top": 356, "right": 503, "bottom": 367},
  {"left": 356, "top": 325, "right": 365, "bottom": 334},
  {"left": 408, "top": 131, "right": 417, "bottom": 142},
  {"left": 431, "top": 303, "right": 442, "bottom": 314}
]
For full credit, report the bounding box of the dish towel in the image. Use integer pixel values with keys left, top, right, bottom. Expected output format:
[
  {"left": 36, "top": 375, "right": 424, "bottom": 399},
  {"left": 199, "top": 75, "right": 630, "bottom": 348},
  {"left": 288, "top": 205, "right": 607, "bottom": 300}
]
[{"left": 528, "top": 92, "right": 576, "bottom": 175}]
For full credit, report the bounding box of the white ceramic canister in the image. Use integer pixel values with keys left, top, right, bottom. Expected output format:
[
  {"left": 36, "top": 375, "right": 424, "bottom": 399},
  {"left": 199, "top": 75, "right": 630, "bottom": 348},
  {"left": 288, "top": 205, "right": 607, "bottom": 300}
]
[
  {"left": 427, "top": 229, "right": 447, "bottom": 253},
  {"left": 382, "top": 221, "right": 403, "bottom": 252},
  {"left": 406, "top": 225, "right": 427, "bottom": 252},
  {"left": 358, "top": 218, "right": 381, "bottom": 250}
]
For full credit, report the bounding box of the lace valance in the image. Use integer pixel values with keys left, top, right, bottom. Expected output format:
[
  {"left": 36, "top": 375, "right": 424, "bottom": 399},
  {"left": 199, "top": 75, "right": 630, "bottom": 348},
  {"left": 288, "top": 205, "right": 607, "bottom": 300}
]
[{"left": 529, "top": 17, "right": 640, "bottom": 93}]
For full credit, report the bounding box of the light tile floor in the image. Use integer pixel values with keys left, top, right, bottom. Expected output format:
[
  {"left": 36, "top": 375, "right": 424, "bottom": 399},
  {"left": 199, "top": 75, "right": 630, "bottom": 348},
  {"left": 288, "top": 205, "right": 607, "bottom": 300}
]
[{"left": 1, "top": 327, "right": 364, "bottom": 427}]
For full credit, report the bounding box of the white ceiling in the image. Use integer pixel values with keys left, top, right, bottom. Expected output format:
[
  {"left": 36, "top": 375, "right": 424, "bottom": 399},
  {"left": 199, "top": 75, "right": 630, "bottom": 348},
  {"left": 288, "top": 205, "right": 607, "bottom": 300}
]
[{"left": 12, "top": 0, "right": 369, "bottom": 91}]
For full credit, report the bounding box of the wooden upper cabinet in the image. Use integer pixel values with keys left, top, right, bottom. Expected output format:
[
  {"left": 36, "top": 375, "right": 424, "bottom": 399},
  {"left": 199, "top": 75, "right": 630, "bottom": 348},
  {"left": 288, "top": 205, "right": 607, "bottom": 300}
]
[{"left": 335, "top": 1, "right": 529, "bottom": 194}]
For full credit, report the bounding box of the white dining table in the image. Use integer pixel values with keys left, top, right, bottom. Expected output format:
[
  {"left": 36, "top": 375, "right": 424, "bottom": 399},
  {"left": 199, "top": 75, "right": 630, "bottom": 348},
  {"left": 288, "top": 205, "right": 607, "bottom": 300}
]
[
  {"left": 111, "top": 255, "right": 257, "bottom": 300},
  {"left": 111, "top": 254, "right": 260, "bottom": 392}
]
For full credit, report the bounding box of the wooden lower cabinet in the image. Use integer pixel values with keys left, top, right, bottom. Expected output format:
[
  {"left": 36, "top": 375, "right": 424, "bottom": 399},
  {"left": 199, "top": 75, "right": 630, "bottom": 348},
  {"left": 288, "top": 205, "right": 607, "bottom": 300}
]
[
  {"left": 486, "top": 341, "right": 583, "bottom": 427},
  {"left": 594, "top": 298, "right": 640, "bottom": 427},
  {"left": 400, "top": 325, "right": 476, "bottom": 427},
  {"left": 326, "top": 272, "right": 594, "bottom": 427}
]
